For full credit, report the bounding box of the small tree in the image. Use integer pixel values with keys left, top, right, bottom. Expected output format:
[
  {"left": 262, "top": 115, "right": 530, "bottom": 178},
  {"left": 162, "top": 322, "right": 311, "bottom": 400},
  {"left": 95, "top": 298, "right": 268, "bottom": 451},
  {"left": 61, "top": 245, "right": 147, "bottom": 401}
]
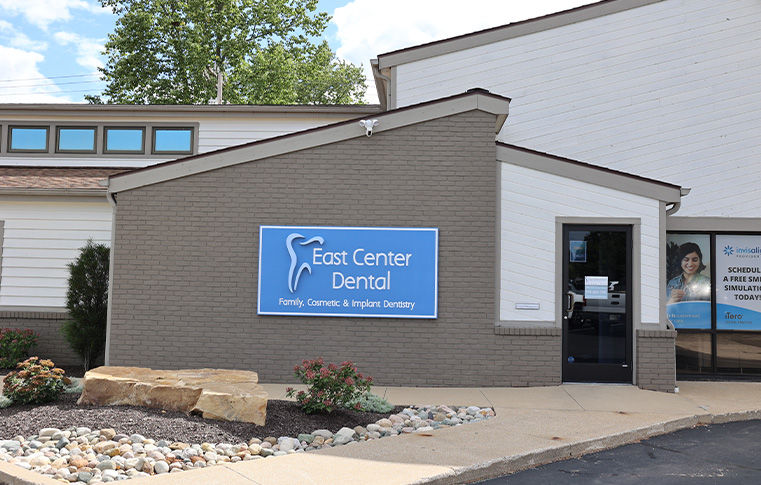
[{"left": 61, "top": 240, "right": 110, "bottom": 370}]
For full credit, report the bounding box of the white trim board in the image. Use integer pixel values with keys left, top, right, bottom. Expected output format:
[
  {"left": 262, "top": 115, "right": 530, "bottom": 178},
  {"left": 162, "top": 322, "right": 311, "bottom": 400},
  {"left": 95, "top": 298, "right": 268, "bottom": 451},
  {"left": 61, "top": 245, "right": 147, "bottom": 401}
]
[{"left": 497, "top": 143, "right": 682, "bottom": 203}]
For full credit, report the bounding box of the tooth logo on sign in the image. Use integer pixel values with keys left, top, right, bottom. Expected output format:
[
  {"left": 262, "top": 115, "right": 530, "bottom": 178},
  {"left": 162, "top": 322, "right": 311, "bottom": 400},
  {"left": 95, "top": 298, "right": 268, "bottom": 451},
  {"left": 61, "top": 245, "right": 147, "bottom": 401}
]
[{"left": 286, "top": 233, "right": 324, "bottom": 293}]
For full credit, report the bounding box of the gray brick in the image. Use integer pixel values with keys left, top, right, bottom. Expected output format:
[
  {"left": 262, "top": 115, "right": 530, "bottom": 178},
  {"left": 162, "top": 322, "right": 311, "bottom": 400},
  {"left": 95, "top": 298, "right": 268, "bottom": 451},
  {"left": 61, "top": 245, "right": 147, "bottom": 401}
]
[{"left": 109, "top": 111, "right": 558, "bottom": 388}]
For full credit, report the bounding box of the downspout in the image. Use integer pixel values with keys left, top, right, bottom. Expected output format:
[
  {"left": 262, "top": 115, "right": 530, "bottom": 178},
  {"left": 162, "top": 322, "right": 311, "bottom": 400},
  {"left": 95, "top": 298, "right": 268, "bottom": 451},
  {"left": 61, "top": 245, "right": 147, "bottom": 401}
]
[
  {"left": 104, "top": 188, "right": 117, "bottom": 366},
  {"left": 371, "top": 59, "right": 391, "bottom": 112},
  {"left": 663, "top": 187, "right": 690, "bottom": 330},
  {"left": 665, "top": 202, "right": 680, "bottom": 216},
  {"left": 665, "top": 188, "right": 690, "bottom": 216}
]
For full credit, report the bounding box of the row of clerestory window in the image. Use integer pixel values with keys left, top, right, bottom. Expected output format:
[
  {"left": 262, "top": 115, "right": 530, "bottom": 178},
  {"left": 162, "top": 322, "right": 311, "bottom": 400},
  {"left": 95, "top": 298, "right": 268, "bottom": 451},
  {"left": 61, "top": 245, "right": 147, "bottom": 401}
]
[{"left": 2, "top": 125, "right": 194, "bottom": 155}]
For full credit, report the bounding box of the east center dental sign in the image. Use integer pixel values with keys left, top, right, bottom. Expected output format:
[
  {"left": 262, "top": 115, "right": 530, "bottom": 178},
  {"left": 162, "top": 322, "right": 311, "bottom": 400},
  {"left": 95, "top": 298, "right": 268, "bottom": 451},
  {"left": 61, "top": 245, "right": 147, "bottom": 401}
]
[{"left": 258, "top": 226, "right": 438, "bottom": 318}]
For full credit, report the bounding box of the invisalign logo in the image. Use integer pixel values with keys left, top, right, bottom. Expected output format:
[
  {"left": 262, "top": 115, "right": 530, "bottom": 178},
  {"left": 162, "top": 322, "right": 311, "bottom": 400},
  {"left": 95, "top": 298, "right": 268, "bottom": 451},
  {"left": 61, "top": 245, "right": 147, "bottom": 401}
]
[
  {"left": 724, "top": 246, "right": 734, "bottom": 256},
  {"left": 286, "top": 233, "right": 324, "bottom": 293}
]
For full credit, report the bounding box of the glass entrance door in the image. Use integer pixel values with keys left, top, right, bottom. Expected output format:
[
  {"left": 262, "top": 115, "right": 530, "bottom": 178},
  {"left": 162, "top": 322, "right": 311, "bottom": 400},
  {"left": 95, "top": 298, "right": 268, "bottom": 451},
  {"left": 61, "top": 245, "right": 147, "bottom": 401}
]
[{"left": 563, "top": 225, "right": 632, "bottom": 383}]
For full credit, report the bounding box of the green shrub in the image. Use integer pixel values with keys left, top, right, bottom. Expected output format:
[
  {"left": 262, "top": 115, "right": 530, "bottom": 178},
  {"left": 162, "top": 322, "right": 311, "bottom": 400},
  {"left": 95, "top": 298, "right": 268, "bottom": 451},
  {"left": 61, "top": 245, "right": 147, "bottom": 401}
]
[
  {"left": 2, "top": 357, "right": 71, "bottom": 405},
  {"left": 286, "top": 358, "right": 373, "bottom": 414},
  {"left": 65, "top": 377, "right": 83, "bottom": 394},
  {"left": 0, "top": 395, "right": 11, "bottom": 408},
  {"left": 355, "top": 392, "right": 394, "bottom": 413},
  {"left": 61, "top": 239, "right": 110, "bottom": 371},
  {"left": 0, "top": 328, "right": 39, "bottom": 368}
]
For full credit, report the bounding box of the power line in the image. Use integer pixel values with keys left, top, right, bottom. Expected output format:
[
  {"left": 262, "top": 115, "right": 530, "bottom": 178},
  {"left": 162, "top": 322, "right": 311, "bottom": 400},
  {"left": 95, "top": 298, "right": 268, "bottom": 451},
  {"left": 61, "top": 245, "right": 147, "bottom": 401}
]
[
  {"left": 0, "top": 73, "right": 102, "bottom": 83},
  {"left": 0, "top": 79, "right": 106, "bottom": 90},
  {"left": 0, "top": 88, "right": 104, "bottom": 97}
]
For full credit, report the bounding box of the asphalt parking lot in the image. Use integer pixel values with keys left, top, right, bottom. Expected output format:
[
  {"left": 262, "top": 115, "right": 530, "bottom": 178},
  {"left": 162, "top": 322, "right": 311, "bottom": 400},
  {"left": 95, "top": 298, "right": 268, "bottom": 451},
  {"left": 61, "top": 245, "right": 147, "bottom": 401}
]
[{"left": 477, "top": 420, "right": 761, "bottom": 484}]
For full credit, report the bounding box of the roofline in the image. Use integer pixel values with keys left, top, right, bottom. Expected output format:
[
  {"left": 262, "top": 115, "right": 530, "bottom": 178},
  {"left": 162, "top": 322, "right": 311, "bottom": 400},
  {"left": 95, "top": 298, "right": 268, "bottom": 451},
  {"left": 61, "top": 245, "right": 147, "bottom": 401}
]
[
  {"left": 0, "top": 188, "right": 106, "bottom": 197},
  {"left": 376, "top": 0, "right": 665, "bottom": 69},
  {"left": 496, "top": 142, "right": 682, "bottom": 203},
  {"left": 108, "top": 89, "right": 511, "bottom": 194},
  {"left": 0, "top": 103, "right": 381, "bottom": 118},
  {"left": 0, "top": 165, "right": 134, "bottom": 171}
]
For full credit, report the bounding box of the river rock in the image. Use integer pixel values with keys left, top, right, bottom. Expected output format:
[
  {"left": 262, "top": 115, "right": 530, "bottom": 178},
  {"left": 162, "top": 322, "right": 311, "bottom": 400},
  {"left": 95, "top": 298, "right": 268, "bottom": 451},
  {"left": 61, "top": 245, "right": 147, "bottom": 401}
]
[
  {"left": 311, "top": 429, "right": 333, "bottom": 439},
  {"left": 96, "top": 460, "right": 117, "bottom": 471},
  {"left": 0, "top": 440, "right": 21, "bottom": 452},
  {"left": 130, "top": 434, "right": 146, "bottom": 444},
  {"left": 297, "top": 433, "right": 314, "bottom": 444},
  {"left": 333, "top": 428, "right": 358, "bottom": 445},
  {"left": 38, "top": 429, "right": 60, "bottom": 440},
  {"left": 29, "top": 454, "right": 50, "bottom": 467},
  {"left": 78, "top": 471, "right": 93, "bottom": 483},
  {"left": 154, "top": 460, "right": 170, "bottom": 474},
  {"left": 277, "top": 437, "right": 299, "bottom": 452}
]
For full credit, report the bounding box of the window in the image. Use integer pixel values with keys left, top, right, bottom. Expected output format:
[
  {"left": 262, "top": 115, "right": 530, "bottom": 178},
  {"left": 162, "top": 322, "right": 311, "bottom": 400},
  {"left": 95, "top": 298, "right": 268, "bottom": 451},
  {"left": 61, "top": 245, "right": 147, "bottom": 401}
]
[
  {"left": 56, "top": 127, "right": 96, "bottom": 153},
  {"left": 669, "top": 231, "right": 761, "bottom": 376},
  {"left": 153, "top": 127, "right": 193, "bottom": 154},
  {"left": 716, "top": 333, "right": 761, "bottom": 375},
  {"left": 9, "top": 126, "right": 49, "bottom": 152},
  {"left": 1, "top": 123, "right": 195, "bottom": 157},
  {"left": 104, "top": 127, "right": 145, "bottom": 153}
]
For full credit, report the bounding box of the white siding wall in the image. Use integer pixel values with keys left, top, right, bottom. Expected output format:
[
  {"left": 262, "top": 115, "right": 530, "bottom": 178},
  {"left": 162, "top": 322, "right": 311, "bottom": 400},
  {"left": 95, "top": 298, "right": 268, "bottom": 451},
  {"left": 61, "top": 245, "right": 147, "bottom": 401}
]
[
  {"left": 396, "top": 0, "right": 761, "bottom": 217},
  {"left": 0, "top": 196, "right": 111, "bottom": 308},
  {"left": 500, "top": 163, "right": 661, "bottom": 325},
  {"left": 196, "top": 115, "right": 351, "bottom": 153}
]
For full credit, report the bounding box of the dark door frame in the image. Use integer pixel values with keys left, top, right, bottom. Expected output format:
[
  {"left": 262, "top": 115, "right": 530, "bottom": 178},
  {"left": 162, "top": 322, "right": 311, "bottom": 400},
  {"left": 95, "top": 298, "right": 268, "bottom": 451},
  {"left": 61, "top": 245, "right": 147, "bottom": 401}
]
[{"left": 560, "top": 222, "right": 634, "bottom": 383}]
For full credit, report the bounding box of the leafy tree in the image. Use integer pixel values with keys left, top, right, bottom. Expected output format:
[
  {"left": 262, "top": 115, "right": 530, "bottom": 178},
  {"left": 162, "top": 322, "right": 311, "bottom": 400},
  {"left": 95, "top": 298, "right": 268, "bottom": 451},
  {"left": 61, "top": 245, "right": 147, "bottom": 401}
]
[
  {"left": 88, "top": 0, "right": 366, "bottom": 105},
  {"left": 61, "top": 240, "right": 110, "bottom": 371}
]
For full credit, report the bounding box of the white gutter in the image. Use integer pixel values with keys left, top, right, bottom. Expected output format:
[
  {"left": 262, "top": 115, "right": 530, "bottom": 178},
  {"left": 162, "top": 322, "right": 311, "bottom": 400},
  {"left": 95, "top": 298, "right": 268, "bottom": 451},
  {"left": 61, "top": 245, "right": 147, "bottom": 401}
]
[
  {"left": 371, "top": 59, "right": 392, "bottom": 112},
  {"left": 666, "top": 187, "right": 691, "bottom": 215},
  {"left": 104, "top": 188, "right": 116, "bottom": 366}
]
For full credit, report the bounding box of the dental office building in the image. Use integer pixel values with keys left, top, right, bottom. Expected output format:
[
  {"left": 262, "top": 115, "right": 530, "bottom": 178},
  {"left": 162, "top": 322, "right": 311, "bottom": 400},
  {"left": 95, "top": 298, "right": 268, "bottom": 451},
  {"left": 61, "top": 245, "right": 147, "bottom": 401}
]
[
  {"left": 103, "top": 0, "right": 761, "bottom": 391},
  {"left": 9, "top": 0, "right": 761, "bottom": 392}
]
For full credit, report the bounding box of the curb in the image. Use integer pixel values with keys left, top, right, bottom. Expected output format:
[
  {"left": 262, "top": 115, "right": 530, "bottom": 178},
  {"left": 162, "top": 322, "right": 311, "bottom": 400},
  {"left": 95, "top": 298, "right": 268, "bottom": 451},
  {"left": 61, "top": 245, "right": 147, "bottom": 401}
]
[
  {"left": 0, "top": 459, "right": 62, "bottom": 485},
  {"left": 417, "top": 415, "right": 703, "bottom": 484},
  {"left": 706, "top": 409, "right": 761, "bottom": 424}
]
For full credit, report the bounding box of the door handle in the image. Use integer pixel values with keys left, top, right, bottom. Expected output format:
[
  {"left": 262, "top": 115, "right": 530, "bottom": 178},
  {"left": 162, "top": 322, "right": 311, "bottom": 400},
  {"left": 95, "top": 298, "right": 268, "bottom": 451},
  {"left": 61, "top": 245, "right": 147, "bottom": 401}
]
[{"left": 566, "top": 291, "right": 574, "bottom": 312}]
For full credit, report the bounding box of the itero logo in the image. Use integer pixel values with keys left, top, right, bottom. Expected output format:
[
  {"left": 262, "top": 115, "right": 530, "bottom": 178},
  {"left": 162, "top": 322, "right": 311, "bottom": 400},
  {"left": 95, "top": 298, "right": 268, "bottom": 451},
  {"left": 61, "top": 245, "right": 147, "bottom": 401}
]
[{"left": 286, "top": 233, "right": 324, "bottom": 293}]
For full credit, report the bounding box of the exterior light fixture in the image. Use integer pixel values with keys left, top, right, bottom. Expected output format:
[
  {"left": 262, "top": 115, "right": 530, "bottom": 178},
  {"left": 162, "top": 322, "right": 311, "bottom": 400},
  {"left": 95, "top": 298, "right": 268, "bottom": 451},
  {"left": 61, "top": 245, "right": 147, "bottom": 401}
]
[{"left": 359, "top": 119, "right": 379, "bottom": 137}]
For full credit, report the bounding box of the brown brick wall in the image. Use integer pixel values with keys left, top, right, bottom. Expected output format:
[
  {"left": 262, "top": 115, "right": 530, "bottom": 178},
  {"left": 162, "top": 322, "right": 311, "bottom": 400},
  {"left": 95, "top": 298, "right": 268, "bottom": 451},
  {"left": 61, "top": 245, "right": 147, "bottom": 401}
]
[
  {"left": 494, "top": 327, "right": 561, "bottom": 386},
  {"left": 109, "top": 110, "right": 563, "bottom": 386},
  {"left": 0, "top": 312, "right": 81, "bottom": 366},
  {"left": 636, "top": 329, "right": 676, "bottom": 392}
]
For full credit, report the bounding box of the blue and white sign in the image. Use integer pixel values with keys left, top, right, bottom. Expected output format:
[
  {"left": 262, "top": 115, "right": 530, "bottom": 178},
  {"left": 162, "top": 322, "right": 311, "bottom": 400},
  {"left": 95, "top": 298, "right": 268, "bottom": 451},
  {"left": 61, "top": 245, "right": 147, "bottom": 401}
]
[
  {"left": 258, "top": 226, "right": 438, "bottom": 318},
  {"left": 716, "top": 234, "right": 761, "bottom": 330}
]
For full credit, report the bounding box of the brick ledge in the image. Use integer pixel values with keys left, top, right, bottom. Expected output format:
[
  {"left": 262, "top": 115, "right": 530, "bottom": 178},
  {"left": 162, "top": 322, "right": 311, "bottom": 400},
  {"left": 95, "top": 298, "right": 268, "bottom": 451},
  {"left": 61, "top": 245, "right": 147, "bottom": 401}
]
[
  {"left": 637, "top": 329, "right": 677, "bottom": 338},
  {"left": 495, "top": 326, "right": 561, "bottom": 336},
  {"left": 0, "top": 311, "right": 68, "bottom": 320}
]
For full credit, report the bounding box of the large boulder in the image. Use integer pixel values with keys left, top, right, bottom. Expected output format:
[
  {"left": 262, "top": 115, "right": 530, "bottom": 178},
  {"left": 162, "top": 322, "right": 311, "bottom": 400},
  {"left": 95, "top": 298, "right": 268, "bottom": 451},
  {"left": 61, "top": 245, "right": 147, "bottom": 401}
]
[{"left": 77, "top": 367, "right": 267, "bottom": 425}]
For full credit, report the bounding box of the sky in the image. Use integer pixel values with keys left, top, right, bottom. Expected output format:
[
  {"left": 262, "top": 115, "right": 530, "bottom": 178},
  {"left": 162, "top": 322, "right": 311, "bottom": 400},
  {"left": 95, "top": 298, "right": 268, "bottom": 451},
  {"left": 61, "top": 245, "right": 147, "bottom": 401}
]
[{"left": 0, "top": 0, "right": 596, "bottom": 105}]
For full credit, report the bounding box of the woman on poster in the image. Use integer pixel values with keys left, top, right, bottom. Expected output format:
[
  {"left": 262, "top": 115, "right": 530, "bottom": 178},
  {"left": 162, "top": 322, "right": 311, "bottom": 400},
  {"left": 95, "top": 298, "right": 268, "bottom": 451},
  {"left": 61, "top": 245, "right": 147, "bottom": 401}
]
[{"left": 667, "top": 242, "right": 711, "bottom": 303}]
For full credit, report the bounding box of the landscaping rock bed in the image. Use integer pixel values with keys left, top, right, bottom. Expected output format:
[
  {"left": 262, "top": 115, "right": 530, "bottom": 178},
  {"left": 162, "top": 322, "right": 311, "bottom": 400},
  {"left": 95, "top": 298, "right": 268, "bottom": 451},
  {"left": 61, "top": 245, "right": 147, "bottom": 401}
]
[{"left": 1, "top": 381, "right": 495, "bottom": 483}]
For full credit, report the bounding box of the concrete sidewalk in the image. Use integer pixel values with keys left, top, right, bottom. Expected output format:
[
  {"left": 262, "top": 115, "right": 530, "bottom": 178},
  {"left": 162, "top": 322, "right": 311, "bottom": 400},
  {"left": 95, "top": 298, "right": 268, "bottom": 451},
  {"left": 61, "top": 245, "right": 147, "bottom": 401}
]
[{"left": 4, "top": 381, "right": 761, "bottom": 485}]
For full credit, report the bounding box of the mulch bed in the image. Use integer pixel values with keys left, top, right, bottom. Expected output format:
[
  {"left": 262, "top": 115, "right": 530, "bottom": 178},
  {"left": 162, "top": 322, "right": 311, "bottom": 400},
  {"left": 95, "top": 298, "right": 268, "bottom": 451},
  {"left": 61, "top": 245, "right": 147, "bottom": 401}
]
[{"left": 1, "top": 366, "right": 405, "bottom": 444}]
